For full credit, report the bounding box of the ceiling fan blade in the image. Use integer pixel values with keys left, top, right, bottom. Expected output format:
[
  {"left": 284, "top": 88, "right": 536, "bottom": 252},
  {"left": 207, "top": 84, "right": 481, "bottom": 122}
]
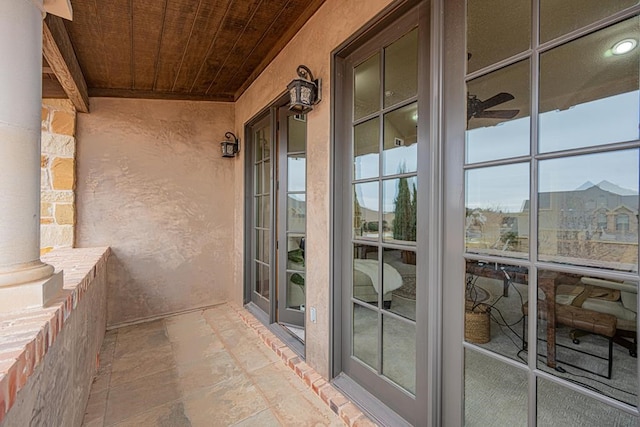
[
  {"left": 475, "top": 109, "right": 519, "bottom": 119},
  {"left": 478, "top": 92, "right": 514, "bottom": 110}
]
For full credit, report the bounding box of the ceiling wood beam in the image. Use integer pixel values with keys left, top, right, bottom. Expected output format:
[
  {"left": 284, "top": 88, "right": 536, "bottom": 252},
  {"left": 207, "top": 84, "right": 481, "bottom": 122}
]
[
  {"left": 43, "top": 14, "right": 90, "bottom": 113},
  {"left": 88, "top": 88, "right": 234, "bottom": 103},
  {"left": 42, "top": 77, "right": 68, "bottom": 98}
]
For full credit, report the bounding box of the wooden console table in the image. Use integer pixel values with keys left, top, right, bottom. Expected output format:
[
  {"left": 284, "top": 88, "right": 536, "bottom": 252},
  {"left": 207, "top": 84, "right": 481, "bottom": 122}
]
[{"left": 466, "top": 261, "right": 581, "bottom": 369}]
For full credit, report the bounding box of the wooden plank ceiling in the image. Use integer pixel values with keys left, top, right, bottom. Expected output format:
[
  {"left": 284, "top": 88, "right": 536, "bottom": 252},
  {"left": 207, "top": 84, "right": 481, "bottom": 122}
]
[{"left": 44, "top": 0, "right": 325, "bottom": 104}]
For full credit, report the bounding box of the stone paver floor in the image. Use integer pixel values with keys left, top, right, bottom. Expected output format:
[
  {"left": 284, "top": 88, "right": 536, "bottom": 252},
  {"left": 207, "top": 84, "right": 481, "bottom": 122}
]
[{"left": 82, "top": 304, "right": 343, "bottom": 426}]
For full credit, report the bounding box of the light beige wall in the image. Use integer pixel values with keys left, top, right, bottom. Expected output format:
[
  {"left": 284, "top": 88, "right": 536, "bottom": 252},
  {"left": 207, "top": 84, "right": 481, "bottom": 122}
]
[
  {"left": 234, "top": 0, "right": 396, "bottom": 378},
  {"left": 75, "top": 98, "right": 235, "bottom": 326}
]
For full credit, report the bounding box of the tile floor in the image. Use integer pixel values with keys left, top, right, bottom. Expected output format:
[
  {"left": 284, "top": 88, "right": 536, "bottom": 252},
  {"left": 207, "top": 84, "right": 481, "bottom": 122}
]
[{"left": 82, "top": 304, "right": 343, "bottom": 427}]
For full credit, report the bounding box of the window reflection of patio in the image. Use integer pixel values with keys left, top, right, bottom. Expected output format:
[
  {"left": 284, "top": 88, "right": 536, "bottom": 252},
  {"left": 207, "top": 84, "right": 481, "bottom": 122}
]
[{"left": 465, "top": 260, "right": 638, "bottom": 407}]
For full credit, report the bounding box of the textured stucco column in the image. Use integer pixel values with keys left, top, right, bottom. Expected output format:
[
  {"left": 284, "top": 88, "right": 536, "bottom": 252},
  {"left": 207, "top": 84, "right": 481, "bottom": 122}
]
[{"left": 0, "top": 0, "right": 61, "bottom": 310}]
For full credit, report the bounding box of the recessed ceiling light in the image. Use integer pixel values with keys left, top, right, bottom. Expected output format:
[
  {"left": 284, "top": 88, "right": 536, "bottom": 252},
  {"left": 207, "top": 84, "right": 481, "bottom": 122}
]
[{"left": 612, "top": 38, "right": 637, "bottom": 55}]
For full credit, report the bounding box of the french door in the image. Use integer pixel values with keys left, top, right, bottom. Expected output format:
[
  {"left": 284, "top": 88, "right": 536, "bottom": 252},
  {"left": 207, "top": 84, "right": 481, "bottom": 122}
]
[
  {"left": 335, "top": 3, "right": 431, "bottom": 424},
  {"left": 277, "top": 109, "right": 307, "bottom": 327},
  {"left": 247, "top": 107, "right": 306, "bottom": 329},
  {"left": 249, "top": 115, "right": 273, "bottom": 315}
]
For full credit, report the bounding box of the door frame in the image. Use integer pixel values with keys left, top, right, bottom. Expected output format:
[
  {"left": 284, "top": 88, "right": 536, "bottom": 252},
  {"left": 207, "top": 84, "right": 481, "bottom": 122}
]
[{"left": 440, "top": 0, "right": 464, "bottom": 425}]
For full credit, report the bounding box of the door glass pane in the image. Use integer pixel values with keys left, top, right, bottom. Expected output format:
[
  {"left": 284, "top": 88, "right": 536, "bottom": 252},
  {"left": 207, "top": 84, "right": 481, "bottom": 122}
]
[
  {"left": 355, "top": 54, "right": 381, "bottom": 120},
  {"left": 539, "top": 17, "right": 640, "bottom": 153},
  {"left": 254, "top": 261, "right": 262, "bottom": 295},
  {"left": 286, "top": 235, "right": 305, "bottom": 270},
  {"left": 263, "top": 195, "right": 270, "bottom": 231},
  {"left": 262, "top": 230, "right": 270, "bottom": 264},
  {"left": 383, "top": 248, "right": 416, "bottom": 321},
  {"left": 467, "top": 0, "right": 531, "bottom": 73},
  {"left": 255, "top": 229, "right": 263, "bottom": 261},
  {"left": 262, "top": 129, "right": 271, "bottom": 159},
  {"left": 537, "top": 377, "right": 638, "bottom": 424},
  {"left": 354, "top": 118, "right": 380, "bottom": 180},
  {"left": 255, "top": 131, "right": 263, "bottom": 161},
  {"left": 538, "top": 150, "right": 639, "bottom": 272},
  {"left": 382, "top": 315, "right": 415, "bottom": 394},
  {"left": 288, "top": 114, "right": 306, "bottom": 152},
  {"left": 259, "top": 264, "right": 269, "bottom": 299},
  {"left": 383, "top": 176, "right": 417, "bottom": 244},
  {"left": 254, "top": 196, "right": 262, "bottom": 228},
  {"left": 286, "top": 272, "right": 305, "bottom": 310},
  {"left": 255, "top": 163, "right": 263, "bottom": 194},
  {"left": 540, "top": 0, "right": 638, "bottom": 43},
  {"left": 353, "top": 244, "right": 379, "bottom": 306},
  {"left": 262, "top": 159, "right": 271, "bottom": 194},
  {"left": 384, "top": 28, "right": 418, "bottom": 107},
  {"left": 465, "top": 163, "right": 529, "bottom": 257},
  {"left": 465, "top": 349, "right": 527, "bottom": 426},
  {"left": 255, "top": 262, "right": 269, "bottom": 298},
  {"left": 262, "top": 195, "right": 269, "bottom": 228},
  {"left": 354, "top": 182, "right": 379, "bottom": 240},
  {"left": 465, "top": 260, "right": 529, "bottom": 363},
  {"left": 288, "top": 155, "right": 306, "bottom": 191},
  {"left": 535, "top": 269, "right": 638, "bottom": 405},
  {"left": 353, "top": 303, "right": 378, "bottom": 370},
  {"left": 466, "top": 60, "right": 530, "bottom": 164},
  {"left": 287, "top": 194, "right": 306, "bottom": 233},
  {"left": 383, "top": 103, "right": 418, "bottom": 175}
]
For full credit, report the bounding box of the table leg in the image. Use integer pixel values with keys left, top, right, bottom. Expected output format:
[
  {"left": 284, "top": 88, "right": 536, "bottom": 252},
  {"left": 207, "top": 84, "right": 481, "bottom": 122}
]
[{"left": 540, "top": 274, "right": 557, "bottom": 368}]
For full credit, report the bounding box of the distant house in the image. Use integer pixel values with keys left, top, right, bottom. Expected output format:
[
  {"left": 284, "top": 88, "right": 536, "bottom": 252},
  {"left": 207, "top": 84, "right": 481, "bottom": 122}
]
[{"left": 515, "top": 181, "right": 638, "bottom": 268}]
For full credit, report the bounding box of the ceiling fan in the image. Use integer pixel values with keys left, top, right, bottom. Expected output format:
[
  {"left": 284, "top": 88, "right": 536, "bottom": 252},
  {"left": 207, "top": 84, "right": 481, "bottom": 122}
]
[{"left": 467, "top": 92, "right": 519, "bottom": 123}]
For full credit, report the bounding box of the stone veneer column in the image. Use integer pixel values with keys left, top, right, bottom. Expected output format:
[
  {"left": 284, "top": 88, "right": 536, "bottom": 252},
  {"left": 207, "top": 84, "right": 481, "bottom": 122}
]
[
  {"left": 41, "top": 100, "right": 77, "bottom": 253},
  {"left": 0, "top": 0, "right": 62, "bottom": 311}
]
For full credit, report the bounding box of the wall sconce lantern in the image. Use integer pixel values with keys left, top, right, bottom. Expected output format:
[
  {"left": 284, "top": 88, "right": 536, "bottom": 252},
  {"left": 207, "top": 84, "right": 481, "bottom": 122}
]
[
  {"left": 220, "top": 132, "right": 240, "bottom": 158},
  {"left": 287, "top": 65, "right": 321, "bottom": 113}
]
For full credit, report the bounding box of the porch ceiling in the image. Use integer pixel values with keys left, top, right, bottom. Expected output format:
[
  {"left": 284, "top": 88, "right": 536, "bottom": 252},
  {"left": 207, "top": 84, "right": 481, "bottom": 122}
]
[{"left": 42, "top": 0, "right": 325, "bottom": 105}]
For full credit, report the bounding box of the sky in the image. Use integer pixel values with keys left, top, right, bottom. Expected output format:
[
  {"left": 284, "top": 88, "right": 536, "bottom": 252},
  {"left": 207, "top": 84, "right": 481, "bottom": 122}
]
[
  {"left": 352, "top": 90, "right": 639, "bottom": 214},
  {"left": 466, "top": 91, "right": 639, "bottom": 212},
  {"left": 465, "top": 91, "right": 639, "bottom": 164}
]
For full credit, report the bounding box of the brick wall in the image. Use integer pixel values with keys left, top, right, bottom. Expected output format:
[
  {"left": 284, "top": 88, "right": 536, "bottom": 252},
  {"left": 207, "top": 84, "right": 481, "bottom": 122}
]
[
  {"left": 40, "top": 100, "right": 76, "bottom": 254},
  {"left": 0, "top": 248, "right": 110, "bottom": 426}
]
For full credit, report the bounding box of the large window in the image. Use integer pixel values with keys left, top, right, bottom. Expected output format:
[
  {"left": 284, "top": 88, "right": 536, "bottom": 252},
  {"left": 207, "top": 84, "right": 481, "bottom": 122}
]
[{"left": 464, "top": 2, "right": 639, "bottom": 425}]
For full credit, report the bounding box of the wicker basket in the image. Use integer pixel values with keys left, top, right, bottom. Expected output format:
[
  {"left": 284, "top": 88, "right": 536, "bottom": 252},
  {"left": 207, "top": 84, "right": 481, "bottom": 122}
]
[{"left": 465, "top": 301, "right": 491, "bottom": 344}]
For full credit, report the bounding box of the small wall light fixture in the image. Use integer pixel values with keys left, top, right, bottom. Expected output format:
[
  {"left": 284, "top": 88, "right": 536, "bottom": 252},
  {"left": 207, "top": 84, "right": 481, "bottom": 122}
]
[
  {"left": 287, "top": 65, "right": 321, "bottom": 113},
  {"left": 220, "top": 132, "right": 240, "bottom": 158}
]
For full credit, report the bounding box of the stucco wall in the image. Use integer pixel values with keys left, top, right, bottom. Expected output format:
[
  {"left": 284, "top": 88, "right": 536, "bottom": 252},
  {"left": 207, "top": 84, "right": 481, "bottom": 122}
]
[
  {"left": 75, "top": 98, "right": 235, "bottom": 326},
  {"left": 234, "top": 0, "right": 396, "bottom": 378}
]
